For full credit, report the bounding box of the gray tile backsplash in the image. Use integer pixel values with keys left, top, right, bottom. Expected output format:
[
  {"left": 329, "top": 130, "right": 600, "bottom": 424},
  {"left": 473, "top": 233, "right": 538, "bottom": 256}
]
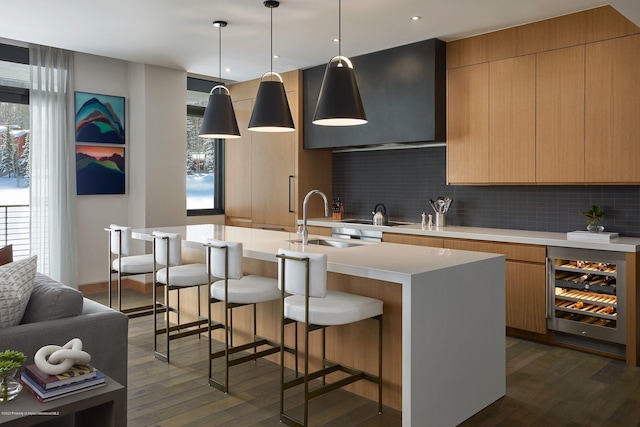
[{"left": 332, "top": 146, "right": 640, "bottom": 237}]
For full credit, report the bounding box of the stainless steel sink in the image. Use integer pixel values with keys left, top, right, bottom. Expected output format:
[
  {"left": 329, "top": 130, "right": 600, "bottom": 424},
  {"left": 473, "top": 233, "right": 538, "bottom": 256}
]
[{"left": 288, "top": 238, "right": 363, "bottom": 248}]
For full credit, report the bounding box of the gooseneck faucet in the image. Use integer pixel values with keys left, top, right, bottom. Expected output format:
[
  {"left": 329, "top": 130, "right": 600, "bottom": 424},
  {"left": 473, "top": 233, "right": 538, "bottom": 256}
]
[{"left": 300, "top": 190, "right": 330, "bottom": 245}]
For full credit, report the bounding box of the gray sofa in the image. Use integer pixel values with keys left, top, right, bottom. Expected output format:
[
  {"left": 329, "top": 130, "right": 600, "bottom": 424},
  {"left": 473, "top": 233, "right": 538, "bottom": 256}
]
[{"left": 2, "top": 273, "right": 128, "bottom": 388}]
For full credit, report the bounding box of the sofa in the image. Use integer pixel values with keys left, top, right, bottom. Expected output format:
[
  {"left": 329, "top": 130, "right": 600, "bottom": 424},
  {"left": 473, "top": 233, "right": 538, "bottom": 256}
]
[{"left": 2, "top": 272, "right": 129, "bottom": 388}]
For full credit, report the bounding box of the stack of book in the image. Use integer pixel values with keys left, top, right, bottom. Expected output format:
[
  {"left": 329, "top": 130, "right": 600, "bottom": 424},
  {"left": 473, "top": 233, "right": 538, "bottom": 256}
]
[{"left": 20, "top": 363, "right": 106, "bottom": 403}]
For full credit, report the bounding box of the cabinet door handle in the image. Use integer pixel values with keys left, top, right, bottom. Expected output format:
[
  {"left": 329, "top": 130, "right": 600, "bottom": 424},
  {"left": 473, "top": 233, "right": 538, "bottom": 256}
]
[{"left": 288, "top": 175, "right": 294, "bottom": 213}]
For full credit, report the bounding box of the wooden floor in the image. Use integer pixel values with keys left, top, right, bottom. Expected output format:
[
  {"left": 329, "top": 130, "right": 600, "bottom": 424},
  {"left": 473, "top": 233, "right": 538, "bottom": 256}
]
[{"left": 88, "top": 290, "right": 640, "bottom": 427}]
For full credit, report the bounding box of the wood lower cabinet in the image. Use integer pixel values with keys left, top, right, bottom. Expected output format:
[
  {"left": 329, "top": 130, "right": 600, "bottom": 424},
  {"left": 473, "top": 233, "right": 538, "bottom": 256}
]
[
  {"left": 585, "top": 34, "right": 640, "bottom": 183},
  {"left": 383, "top": 233, "right": 548, "bottom": 335},
  {"left": 225, "top": 70, "right": 332, "bottom": 231},
  {"left": 442, "top": 239, "right": 547, "bottom": 334},
  {"left": 505, "top": 261, "right": 547, "bottom": 334}
]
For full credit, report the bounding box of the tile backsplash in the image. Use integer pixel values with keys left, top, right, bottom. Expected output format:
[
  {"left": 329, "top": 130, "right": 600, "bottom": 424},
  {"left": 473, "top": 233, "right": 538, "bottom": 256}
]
[{"left": 332, "top": 146, "right": 640, "bottom": 237}]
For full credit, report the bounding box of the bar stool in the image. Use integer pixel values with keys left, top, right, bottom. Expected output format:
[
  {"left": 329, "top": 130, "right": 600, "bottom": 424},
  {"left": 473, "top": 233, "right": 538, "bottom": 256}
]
[
  {"left": 207, "top": 239, "right": 297, "bottom": 393},
  {"left": 106, "top": 224, "right": 156, "bottom": 317},
  {"left": 152, "top": 231, "right": 214, "bottom": 363},
  {"left": 276, "top": 249, "right": 383, "bottom": 427}
]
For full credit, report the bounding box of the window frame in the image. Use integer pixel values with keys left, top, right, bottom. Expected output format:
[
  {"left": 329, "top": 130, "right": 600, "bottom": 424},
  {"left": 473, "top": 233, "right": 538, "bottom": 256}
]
[{"left": 186, "top": 77, "right": 225, "bottom": 216}]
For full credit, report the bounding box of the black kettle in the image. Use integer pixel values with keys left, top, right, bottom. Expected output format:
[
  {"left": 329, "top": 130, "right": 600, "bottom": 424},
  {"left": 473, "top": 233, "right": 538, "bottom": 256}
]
[{"left": 372, "top": 203, "right": 388, "bottom": 226}]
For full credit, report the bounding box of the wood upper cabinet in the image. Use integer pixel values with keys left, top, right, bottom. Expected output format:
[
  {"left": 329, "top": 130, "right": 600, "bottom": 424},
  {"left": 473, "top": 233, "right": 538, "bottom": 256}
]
[
  {"left": 447, "top": 56, "right": 536, "bottom": 184},
  {"left": 536, "top": 45, "right": 585, "bottom": 183},
  {"left": 585, "top": 34, "right": 640, "bottom": 183},
  {"left": 488, "top": 55, "right": 536, "bottom": 183},
  {"left": 447, "top": 63, "right": 489, "bottom": 184}
]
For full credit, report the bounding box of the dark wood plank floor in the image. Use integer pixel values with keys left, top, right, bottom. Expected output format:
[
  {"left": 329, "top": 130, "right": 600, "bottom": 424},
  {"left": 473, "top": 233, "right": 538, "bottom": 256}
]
[{"left": 88, "top": 290, "right": 640, "bottom": 427}]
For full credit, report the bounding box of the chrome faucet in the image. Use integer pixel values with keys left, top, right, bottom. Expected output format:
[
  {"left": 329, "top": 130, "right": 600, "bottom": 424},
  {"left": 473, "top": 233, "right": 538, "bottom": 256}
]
[{"left": 299, "top": 190, "right": 330, "bottom": 245}]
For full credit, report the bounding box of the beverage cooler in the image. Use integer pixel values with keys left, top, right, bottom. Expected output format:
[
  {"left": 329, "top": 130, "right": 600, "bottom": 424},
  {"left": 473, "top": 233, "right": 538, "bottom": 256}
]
[{"left": 547, "top": 247, "right": 626, "bottom": 355}]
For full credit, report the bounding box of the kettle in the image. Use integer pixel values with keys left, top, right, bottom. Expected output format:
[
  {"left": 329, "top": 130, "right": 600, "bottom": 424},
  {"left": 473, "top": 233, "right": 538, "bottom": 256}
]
[{"left": 372, "top": 203, "right": 388, "bottom": 226}]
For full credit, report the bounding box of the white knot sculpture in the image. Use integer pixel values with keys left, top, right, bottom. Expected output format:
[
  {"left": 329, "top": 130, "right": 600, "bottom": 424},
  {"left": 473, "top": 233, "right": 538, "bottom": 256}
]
[{"left": 34, "top": 338, "right": 92, "bottom": 375}]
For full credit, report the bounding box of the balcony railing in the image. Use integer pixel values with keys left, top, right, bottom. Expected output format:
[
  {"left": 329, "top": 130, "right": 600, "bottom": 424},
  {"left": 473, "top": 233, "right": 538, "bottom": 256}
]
[{"left": 1, "top": 204, "right": 29, "bottom": 259}]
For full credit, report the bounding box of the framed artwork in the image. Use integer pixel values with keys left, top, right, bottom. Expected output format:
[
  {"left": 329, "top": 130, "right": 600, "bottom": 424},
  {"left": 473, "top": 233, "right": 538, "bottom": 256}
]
[
  {"left": 76, "top": 145, "right": 125, "bottom": 195},
  {"left": 75, "top": 92, "right": 125, "bottom": 144}
]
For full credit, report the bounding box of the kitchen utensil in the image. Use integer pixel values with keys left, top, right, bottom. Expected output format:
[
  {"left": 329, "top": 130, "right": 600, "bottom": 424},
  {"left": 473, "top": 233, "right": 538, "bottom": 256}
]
[
  {"left": 428, "top": 199, "right": 438, "bottom": 214},
  {"left": 430, "top": 197, "right": 453, "bottom": 214},
  {"left": 372, "top": 203, "right": 388, "bottom": 226}
]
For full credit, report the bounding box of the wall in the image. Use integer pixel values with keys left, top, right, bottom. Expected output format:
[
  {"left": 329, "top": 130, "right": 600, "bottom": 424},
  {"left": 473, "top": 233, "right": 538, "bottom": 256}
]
[
  {"left": 74, "top": 53, "right": 187, "bottom": 285},
  {"left": 332, "top": 147, "right": 640, "bottom": 237}
]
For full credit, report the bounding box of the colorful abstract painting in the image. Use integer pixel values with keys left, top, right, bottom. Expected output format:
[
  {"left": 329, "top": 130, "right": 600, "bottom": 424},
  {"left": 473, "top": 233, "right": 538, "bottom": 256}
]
[
  {"left": 76, "top": 145, "right": 125, "bottom": 195},
  {"left": 75, "top": 92, "right": 125, "bottom": 144}
]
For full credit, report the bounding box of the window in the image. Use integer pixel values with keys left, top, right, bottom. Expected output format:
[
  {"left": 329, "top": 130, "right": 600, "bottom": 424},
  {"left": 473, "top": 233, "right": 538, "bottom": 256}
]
[
  {"left": 0, "top": 43, "right": 30, "bottom": 258},
  {"left": 186, "top": 77, "right": 224, "bottom": 215}
]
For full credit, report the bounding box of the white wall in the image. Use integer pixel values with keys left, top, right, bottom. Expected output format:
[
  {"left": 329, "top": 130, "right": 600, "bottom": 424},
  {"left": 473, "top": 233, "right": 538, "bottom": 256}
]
[{"left": 74, "top": 53, "right": 187, "bottom": 285}]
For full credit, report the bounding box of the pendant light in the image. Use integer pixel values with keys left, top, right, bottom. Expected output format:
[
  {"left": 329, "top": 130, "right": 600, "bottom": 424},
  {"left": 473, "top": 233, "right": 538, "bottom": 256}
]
[
  {"left": 248, "top": 0, "right": 295, "bottom": 132},
  {"left": 313, "top": 0, "right": 367, "bottom": 126},
  {"left": 199, "top": 20, "right": 241, "bottom": 139}
]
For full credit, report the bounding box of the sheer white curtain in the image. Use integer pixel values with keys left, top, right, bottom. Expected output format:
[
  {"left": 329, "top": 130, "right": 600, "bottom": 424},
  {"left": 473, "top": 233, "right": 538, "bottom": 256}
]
[{"left": 29, "top": 45, "right": 78, "bottom": 287}]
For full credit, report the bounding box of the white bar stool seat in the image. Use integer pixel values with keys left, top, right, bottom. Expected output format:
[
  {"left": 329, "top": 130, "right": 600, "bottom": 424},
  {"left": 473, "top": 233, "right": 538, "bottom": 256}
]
[
  {"left": 114, "top": 254, "right": 155, "bottom": 275},
  {"left": 283, "top": 290, "right": 383, "bottom": 326},
  {"left": 211, "top": 275, "right": 282, "bottom": 304}
]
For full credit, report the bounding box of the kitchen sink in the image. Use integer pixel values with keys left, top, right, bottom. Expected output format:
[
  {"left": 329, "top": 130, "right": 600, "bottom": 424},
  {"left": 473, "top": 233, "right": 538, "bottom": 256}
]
[{"left": 288, "top": 238, "right": 363, "bottom": 248}]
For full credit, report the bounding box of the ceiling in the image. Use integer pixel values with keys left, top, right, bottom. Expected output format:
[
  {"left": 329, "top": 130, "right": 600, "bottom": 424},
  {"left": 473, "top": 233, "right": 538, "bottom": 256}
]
[{"left": 3, "top": 0, "right": 637, "bottom": 84}]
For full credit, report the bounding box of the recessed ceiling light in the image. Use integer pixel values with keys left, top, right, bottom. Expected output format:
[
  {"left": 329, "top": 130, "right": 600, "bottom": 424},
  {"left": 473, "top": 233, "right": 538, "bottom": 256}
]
[
  {"left": 225, "top": 67, "right": 232, "bottom": 72},
  {"left": 333, "top": 38, "right": 340, "bottom": 43},
  {"left": 410, "top": 16, "right": 422, "bottom": 21},
  {"left": 273, "top": 54, "right": 280, "bottom": 59}
]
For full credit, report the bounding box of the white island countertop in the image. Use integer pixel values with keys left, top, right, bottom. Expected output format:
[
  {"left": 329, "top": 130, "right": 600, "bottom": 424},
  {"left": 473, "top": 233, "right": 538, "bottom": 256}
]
[
  {"left": 133, "top": 224, "right": 506, "bottom": 427},
  {"left": 306, "top": 218, "right": 640, "bottom": 252}
]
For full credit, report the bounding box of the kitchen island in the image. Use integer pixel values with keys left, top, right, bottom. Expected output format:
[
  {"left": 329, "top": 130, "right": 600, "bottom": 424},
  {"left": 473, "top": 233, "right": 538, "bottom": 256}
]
[{"left": 133, "top": 224, "right": 506, "bottom": 427}]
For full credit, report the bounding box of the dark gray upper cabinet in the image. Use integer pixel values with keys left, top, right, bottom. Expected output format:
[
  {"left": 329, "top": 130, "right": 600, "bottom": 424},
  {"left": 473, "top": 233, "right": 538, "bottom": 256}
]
[{"left": 303, "top": 38, "right": 446, "bottom": 150}]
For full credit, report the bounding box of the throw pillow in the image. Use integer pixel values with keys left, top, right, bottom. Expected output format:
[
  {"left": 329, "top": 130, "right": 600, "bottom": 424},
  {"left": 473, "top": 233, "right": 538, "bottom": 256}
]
[
  {"left": 0, "top": 255, "right": 38, "bottom": 327},
  {"left": 21, "top": 273, "right": 83, "bottom": 324},
  {"left": 0, "top": 245, "right": 13, "bottom": 266}
]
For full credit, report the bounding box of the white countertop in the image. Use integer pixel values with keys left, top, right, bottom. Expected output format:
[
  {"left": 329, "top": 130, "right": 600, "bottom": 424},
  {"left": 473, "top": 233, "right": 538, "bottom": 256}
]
[
  {"left": 132, "top": 224, "right": 501, "bottom": 284},
  {"left": 306, "top": 218, "right": 640, "bottom": 252}
]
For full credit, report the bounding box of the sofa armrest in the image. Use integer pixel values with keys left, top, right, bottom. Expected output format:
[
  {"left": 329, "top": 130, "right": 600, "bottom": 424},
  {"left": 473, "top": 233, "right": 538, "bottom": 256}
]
[{"left": 1, "top": 298, "right": 128, "bottom": 387}]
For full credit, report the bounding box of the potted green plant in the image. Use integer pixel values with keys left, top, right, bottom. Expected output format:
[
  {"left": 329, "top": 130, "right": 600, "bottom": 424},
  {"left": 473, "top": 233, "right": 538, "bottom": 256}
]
[
  {"left": 582, "top": 205, "right": 604, "bottom": 233},
  {"left": 0, "top": 350, "right": 26, "bottom": 402}
]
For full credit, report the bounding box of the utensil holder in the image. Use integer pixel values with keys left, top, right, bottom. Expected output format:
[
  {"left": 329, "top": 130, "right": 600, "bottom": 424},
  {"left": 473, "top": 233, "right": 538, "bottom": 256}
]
[{"left": 435, "top": 213, "right": 446, "bottom": 228}]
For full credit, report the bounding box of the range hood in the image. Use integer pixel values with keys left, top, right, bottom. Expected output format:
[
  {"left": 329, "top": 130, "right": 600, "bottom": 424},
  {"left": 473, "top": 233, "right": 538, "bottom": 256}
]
[{"left": 303, "top": 38, "right": 446, "bottom": 150}]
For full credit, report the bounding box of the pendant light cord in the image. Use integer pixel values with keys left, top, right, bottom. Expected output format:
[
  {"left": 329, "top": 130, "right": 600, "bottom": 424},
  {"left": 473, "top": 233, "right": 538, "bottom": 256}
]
[
  {"left": 218, "top": 24, "right": 222, "bottom": 87},
  {"left": 338, "top": 0, "right": 342, "bottom": 59},
  {"left": 270, "top": 5, "right": 273, "bottom": 79}
]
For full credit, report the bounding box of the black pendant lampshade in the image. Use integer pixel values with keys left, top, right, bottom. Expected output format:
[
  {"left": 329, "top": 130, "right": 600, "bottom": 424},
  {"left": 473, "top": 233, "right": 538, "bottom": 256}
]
[
  {"left": 198, "top": 20, "right": 241, "bottom": 139},
  {"left": 312, "top": 0, "right": 367, "bottom": 127},
  {"left": 248, "top": 75, "right": 295, "bottom": 132},
  {"left": 248, "top": 0, "right": 295, "bottom": 133},
  {"left": 199, "top": 85, "right": 241, "bottom": 138},
  {"left": 313, "top": 57, "right": 367, "bottom": 126}
]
